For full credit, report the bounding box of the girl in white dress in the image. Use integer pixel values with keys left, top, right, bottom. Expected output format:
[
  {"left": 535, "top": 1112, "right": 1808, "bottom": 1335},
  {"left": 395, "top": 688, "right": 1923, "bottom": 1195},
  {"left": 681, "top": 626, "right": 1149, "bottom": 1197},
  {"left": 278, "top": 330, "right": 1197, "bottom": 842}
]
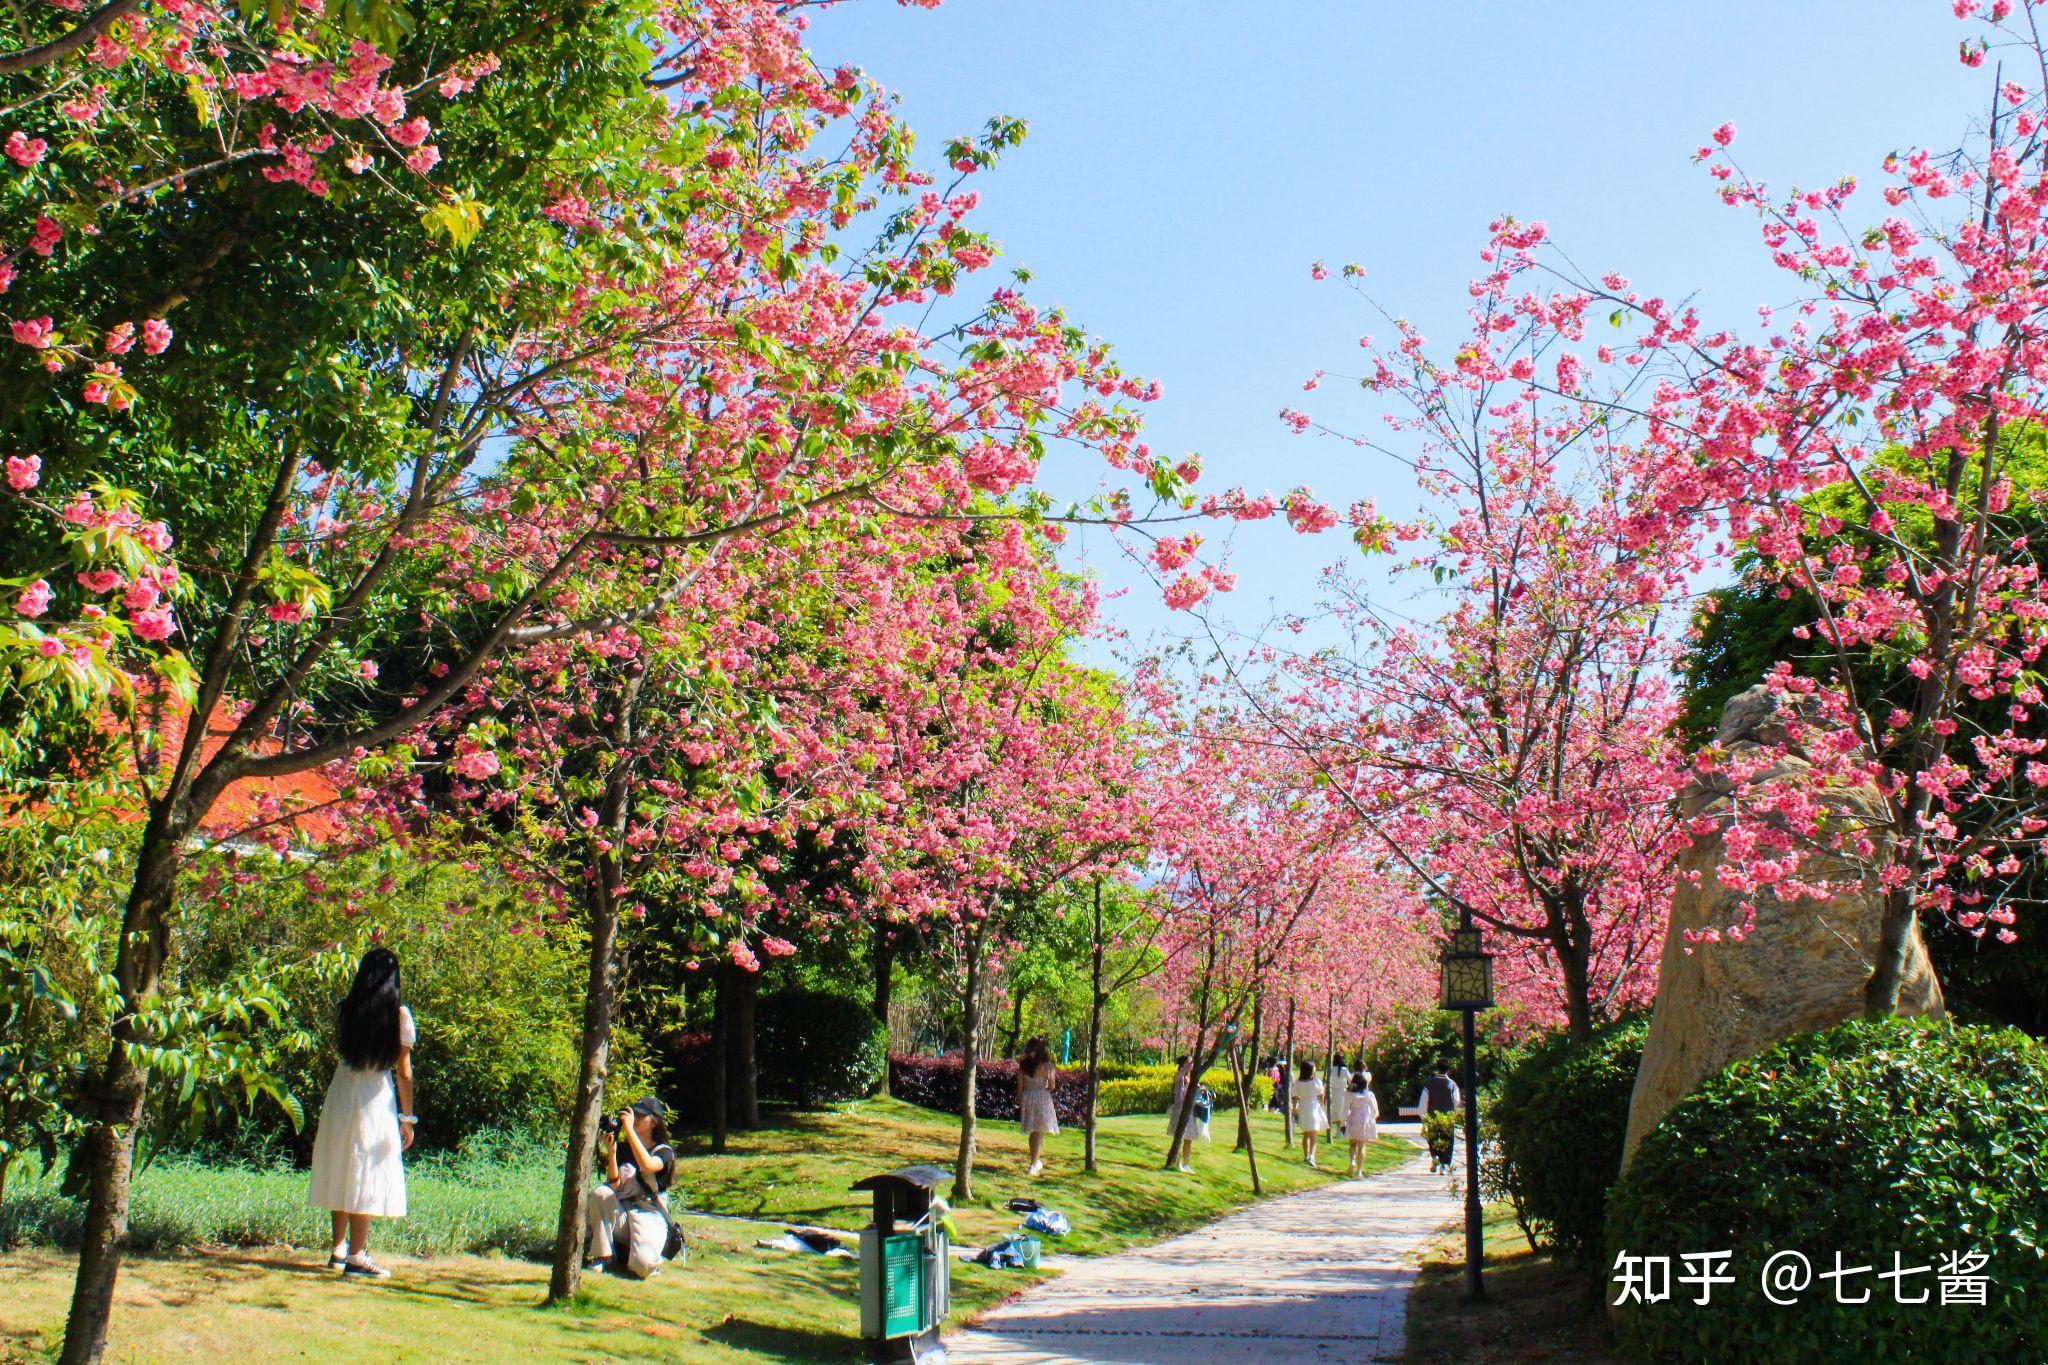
[
  {"left": 307, "top": 948, "right": 416, "bottom": 1278},
  {"left": 1014, "top": 1037, "right": 1059, "bottom": 1177},
  {"left": 1290, "top": 1060, "right": 1327, "bottom": 1167},
  {"left": 1345, "top": 1071, "right": 1380, "bottom": 1177}
]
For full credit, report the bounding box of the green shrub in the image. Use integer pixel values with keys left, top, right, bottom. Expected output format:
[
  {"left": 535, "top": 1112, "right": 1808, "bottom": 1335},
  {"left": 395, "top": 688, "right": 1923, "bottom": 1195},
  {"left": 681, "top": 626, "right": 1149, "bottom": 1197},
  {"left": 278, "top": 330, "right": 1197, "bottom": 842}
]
[
  {"left": 1607, "top": 1017, "right": 2048, "bottom": 1364},
  {"left": 1360, "top": 1007, "right": 1514, "bottom": 1121},
  {"left": 758, "top": 988, "right": 886, "bottom": 1107},
  {"left": 1492, "top": 1015, "right": 1648, "bottom": 1265},
  {"left": 175, "top": 847, "right": 587, "bottom": 1154},
  {"left": 1095, "top": 1066, "right": 1271, "bottom": 1116}
]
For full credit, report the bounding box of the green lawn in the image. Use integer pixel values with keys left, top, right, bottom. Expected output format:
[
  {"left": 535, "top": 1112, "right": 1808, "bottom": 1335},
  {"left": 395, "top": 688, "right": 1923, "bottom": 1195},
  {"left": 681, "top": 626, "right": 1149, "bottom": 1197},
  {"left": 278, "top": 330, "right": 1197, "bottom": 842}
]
[
  {"left": 0, "top": 1100, "right": 1412, "bottom": 1363},
  {"left": 1403, "top": 1201, "right": 1616, "bottom": 1365}
]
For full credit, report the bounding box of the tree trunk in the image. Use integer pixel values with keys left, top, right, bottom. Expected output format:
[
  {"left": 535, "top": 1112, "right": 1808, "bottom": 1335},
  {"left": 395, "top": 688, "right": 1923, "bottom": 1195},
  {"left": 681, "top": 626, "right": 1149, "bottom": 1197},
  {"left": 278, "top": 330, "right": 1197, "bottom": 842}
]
[
  {"left": 1085, "top": 881, "right": 1105, "bottom": 1175},
  {"left": 1281, "top": 998, "right": 1297, "bottom": 1147},
  {"left": 1865, "top": 887, "right": 1919, "bottom": 1018},
  {"left": 1235, "top": 990, "right": 1262, "bottom": 1152},
  {"left": 1162, "top": 936, "right": 1218, "bottom": 1171},
  {"left": 547, "top": 869, "right": 622, "bottom": 1301},
  {"left": 951, "top": 922, "right": 987, "bottom": 1202},
  {"left": 61, "top": 804, "right": 192, "bottom": 1364},
  {"left": 710, "top": 960, "right": 730, "bottom": 1154},
  {"left": 726, "top": 965, "right": 760, "bottom": 1131},
  {"left": 1227, "top": 1039, "right": 1261, "bottom": 1195},
  {"left": 870, "top": 925, "right": 893, "bottom": 1027},
  {"left": 1557, "top": 935, "right": 1595, "bottom": 1044},
  {"left": 1003, "top": 987, "right": 1026, "bottom": 1058},
  {"left": 547, "top": 672, "right": 642, "bottom": 1303}
]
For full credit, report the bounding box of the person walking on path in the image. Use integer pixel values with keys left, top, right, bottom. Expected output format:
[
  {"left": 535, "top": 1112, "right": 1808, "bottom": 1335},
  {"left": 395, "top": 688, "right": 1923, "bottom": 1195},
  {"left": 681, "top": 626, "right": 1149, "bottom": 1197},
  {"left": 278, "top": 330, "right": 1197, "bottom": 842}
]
[
  {"left": 1290, "top": 1060, "right": 1327, "bottom": 1168},
  {"left": 1167, "top": 1054, "right": 1211, "bottom": 1172},
  {"left": 1015, "top": 1036, "right": 1060, "bottom": 1177},
  {"left": 307, "top": 947, "right": 416, "bottom": 1279},
  {"left": 1417, "top": 1064, "right": 1461, "bottom": 1174},
  {"left": 1345, "top": 1072, "right": 1380, "bottom": 1177}
]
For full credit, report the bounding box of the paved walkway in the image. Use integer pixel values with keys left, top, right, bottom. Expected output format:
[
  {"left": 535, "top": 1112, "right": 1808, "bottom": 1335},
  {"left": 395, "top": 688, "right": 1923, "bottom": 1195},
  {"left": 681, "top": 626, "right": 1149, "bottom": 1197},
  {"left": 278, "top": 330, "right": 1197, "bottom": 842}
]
[{"left": 946, "top": 1136, "right": 1453, "bottom": 1365}]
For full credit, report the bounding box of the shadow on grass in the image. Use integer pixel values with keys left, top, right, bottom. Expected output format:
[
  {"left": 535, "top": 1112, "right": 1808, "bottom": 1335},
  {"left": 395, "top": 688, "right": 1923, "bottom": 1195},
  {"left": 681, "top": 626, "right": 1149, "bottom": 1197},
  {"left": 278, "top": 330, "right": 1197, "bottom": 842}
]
[{"left": 704, "top": 1316, "right": 864, "bottom": 1361}]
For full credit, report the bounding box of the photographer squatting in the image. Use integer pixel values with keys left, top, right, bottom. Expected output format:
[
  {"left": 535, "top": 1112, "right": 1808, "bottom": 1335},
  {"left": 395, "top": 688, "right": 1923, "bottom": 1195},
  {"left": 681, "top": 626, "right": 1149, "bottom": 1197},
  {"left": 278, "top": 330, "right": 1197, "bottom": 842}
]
[{"left": 584, "top": 1096, "right": 682, "bottom": 1279}]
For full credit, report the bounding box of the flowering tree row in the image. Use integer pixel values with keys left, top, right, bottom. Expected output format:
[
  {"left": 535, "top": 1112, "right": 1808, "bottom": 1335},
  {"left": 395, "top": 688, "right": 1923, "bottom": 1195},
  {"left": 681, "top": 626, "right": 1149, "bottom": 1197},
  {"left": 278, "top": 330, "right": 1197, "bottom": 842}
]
[{"left": 0, "top": 0, "right": 1333, "bottom": 1354}]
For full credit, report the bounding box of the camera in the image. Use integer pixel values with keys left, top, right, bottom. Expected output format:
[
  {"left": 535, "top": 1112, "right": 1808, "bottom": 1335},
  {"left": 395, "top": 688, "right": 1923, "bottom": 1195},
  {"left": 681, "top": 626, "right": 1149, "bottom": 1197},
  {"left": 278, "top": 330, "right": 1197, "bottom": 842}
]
[{"left": 598, "top": 1115, "right": 622, "bottom": 1135}]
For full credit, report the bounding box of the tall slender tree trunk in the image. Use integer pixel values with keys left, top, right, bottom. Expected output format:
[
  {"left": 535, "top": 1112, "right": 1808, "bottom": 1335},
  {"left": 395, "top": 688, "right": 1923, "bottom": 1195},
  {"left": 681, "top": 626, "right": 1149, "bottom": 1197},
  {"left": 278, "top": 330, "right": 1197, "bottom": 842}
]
[
  {"left": 1236, "top": 990, "right": 1263, "bottom": 1152},
  {"left": 548, "top": 671, "right": 643, "bottom": 1303},
  {"left": 1003, "top": 988, "right": 1026, "bottom": 1058},
  {"left": 870, "top": 925, "right": 893, "bottom": 1027},
  {"left": 726, "top": 965, "right": 760, "bottom": 1131},
  {"left": 1227, "top": 1039, "right": 1261, "bottom": 1194},
  {"left": 1282, "top": 999, "right": 1296, "bottom": 1147},
  {"left": 61, "top": 801, "right": 195, "bottom": 1364},
  {"left": 1085, "top": 881, "right": 1105, "bottom": 1175},
  {"left": 548, "top": 867, "right": 623, "bottom": 1301},
  {"left": 952, "top": 921, "right": 987, "bottom": 1202},
  {"left": 1162, "top": 936, "right": 1218, "bottom": 1171},
  {"left": 710, "top": 961, "right": 730, "bottom": 1154}
]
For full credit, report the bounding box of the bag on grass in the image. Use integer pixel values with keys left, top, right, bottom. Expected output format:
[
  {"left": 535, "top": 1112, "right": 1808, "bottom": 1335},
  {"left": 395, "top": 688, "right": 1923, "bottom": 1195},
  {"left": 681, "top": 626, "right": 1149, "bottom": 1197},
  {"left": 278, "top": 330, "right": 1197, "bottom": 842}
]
[
  {"left": 1020, "top": 1208, "right": 1069, "bottom": 1238},
  {"left": 974, "top": 1234, "right": 1042, "bottom": 1270},
  {"left": 1192, "top": 1084, "right": 1214, "bottom": 1124}
]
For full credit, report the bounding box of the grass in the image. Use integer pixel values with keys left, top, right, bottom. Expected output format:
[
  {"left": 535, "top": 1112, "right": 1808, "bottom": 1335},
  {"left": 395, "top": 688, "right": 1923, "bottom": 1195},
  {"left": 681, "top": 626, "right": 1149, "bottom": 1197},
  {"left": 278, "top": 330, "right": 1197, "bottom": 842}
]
[
  {"left": 0, "top": 1099, "right": 1412, "bottom": 1362},
  {"left": 1402, "top": 1201, "right": 1617, "bottom": 1365}
]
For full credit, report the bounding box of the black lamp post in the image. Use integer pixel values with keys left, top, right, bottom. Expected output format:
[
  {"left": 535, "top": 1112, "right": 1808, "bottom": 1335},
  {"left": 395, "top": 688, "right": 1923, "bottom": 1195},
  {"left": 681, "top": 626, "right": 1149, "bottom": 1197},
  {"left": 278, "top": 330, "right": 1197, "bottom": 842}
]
[{"left": 1436, "top": 908, "right": 1495, "bottom": 1299}]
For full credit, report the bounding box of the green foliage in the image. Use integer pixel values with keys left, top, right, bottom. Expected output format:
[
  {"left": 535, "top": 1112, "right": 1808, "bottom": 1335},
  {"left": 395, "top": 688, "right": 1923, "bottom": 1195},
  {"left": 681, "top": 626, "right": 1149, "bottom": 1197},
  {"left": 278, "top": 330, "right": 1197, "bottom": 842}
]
[
  {"left": 1094, "top": 1066, "right": 1272, "bottom": 1116},
  {"left": 756, "top": 988, "right": 885, "bottom": 1107},
  {"left": 0, "top": 811, "right": 339, "bottom": 1189},
  {"left": 177, "top": 845, "right": 587, "bottom": 1153},
  {"left": 1608, "top": 1018, "right": 2048, "bottom": 1363},
  {"left": 1491, "top": 1016, "right": 1649, "bottom": 1265},
  {"left": 1359, "top": 1007, "right": 1514, "bottom": 1119},
  {"left": 1421, "top": 1111, "right": 1458, "bottom": 1164}
]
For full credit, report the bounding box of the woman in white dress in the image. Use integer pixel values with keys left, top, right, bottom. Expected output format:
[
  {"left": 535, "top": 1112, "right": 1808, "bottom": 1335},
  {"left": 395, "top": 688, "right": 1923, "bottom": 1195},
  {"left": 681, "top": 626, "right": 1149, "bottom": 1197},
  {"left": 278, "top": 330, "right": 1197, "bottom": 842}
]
[
  {"left": 1345, "top": 1071, "right": 1381, "bottom": 1177},
  {"left": 307, "top": 948, "right": 416, "bottom": 1278},
  {"left": 1166, "top": 1054, "right": 1210, "bottom": 1172},
  {"left": 1290, "top": 1060, "right": 1327, "bottom": 1167},
  {"left": 1014, "top": 1037, "right": 1059, "bottom": 1177}
]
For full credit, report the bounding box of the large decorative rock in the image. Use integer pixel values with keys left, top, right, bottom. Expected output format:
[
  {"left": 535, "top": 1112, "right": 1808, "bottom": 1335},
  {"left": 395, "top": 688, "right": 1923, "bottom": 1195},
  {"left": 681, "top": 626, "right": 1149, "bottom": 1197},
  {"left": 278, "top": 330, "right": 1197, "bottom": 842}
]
[{"left": 1619, "top": 685, "right": 1945, "bottom": 1170}]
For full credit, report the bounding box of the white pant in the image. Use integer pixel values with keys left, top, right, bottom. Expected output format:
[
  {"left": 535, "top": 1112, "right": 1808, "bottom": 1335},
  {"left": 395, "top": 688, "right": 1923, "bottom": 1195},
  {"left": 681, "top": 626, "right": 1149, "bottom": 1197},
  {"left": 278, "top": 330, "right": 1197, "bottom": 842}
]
[{"left": 587, "top": 1184, "right": 669, "bottom": 1278}]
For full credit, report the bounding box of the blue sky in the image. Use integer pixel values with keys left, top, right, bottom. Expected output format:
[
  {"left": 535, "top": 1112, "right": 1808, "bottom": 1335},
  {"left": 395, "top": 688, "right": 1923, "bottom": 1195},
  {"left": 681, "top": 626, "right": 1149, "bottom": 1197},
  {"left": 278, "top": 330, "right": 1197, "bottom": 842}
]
[{"left": 804, "top": 1, "right": 1985, "bottom": 649}]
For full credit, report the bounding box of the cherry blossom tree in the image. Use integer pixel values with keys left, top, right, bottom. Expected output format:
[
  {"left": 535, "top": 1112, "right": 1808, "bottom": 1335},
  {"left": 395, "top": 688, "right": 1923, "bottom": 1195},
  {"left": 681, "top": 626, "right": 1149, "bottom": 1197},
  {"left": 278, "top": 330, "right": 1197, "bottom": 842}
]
[
  {"left": 1455, "top": 1, "right": 2048, "bottom": 1017},
  {"left": 1249, "top": 272, "right": 1695, "bottom": 1039},
  {"left": 3, "top": 0, "right": 1259, "bottom": 1349}
]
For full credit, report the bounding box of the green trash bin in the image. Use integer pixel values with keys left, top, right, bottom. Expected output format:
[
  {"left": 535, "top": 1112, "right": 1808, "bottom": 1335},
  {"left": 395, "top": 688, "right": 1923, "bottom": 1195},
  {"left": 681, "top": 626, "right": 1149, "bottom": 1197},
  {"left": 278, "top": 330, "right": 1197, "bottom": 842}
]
[{"left": 852, "top": 1165, "right": 951, "bottom": 1354}]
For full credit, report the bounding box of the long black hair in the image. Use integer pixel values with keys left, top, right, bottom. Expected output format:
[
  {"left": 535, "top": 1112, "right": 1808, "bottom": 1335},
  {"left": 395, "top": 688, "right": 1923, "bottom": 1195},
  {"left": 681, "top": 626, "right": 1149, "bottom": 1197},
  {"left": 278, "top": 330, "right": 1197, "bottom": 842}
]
[
  {"left": 336, "top": 947, "right": 403, "bottom": 1071},
  {"left": 1018, "top": 1037, "right": 1052, "bottom": 1078}
]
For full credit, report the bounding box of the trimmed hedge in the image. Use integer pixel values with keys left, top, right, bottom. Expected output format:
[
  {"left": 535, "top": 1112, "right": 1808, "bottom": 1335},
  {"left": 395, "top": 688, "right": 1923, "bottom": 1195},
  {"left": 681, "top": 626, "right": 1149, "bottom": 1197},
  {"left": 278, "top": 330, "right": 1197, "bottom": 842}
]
[
  {"left": 887, "top": 1054, "right": 1094, "bottom": 1125},
  {"left": 1608, "top": 1017, "right": 2048, "bottom": 1364},
  {"left": 1095, "top": 1066, "right": 1274, "bottom": 1116},
  {"left": 758, "top": 988, "right": 886, "bottom": 1107},
  {"left": 1491, "top": 1015, "right": 1648, "bottom": 1265}
]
